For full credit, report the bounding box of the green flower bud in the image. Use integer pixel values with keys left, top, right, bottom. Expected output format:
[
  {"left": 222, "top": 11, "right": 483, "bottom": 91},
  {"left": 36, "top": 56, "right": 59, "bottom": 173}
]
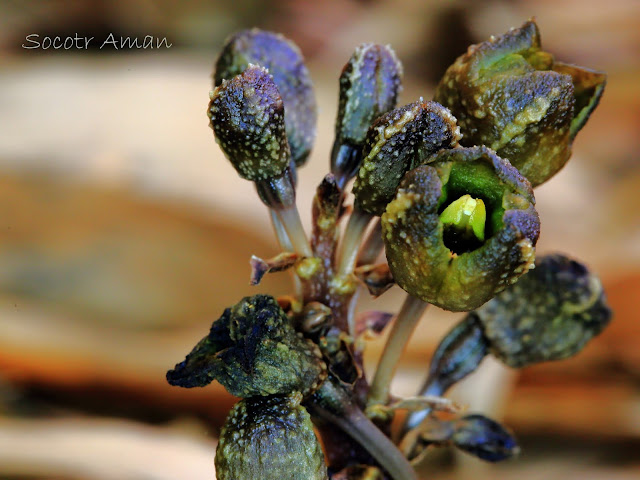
[
  {"left": 434, "top": 20, "right": 606, "bottom": 186},
  {"left": 353, "top": 100, "right": 461, "bottom": 215},
  {"left": 476, "top": 253, "right": 612, "bottom": 368},
  {"left": 215, "top": 392, "right": 328, "bottom": 480},
  {"left": 166, "top": 294, "right": 326, "bottom": 397},
  {"left": 451, "top": 414, "right": 519, "bottom": 463},
  {"left": 331, "top": 44, "right": 403, "bottom": 187},
  {"left": 382, "top": 146, "right": 540, "bottom": 311},
  {"left": 208, "top": 65, "right": 290, "bottom": 183},
  {"left": 214, "top": 29, "right": 317, "bottom": 167}
]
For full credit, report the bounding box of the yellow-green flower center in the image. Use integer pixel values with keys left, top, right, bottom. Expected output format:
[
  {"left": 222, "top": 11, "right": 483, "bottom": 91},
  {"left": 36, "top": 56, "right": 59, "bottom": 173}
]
[{"left": 440, "top": 194, "right": 486, "bottom": 253}]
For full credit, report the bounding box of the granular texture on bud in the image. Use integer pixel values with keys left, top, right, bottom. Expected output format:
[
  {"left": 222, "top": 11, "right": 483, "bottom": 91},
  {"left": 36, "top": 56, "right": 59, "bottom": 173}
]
[
  {"left": 476, "top": 253, "right": 612, "bottom": 367},
  {"left": 331, "top": 43, "right": 403, "bottom": 184},
  {"left": 166, "top": 294, "right": 326, "bottom": 397},
  {"left": 435, "top": 20, "right": 606, "bottom": 186},
  {"left": 215, "top": 29, "right": 317, "bottom": 167},
  {"left": 208, "top": 65, "right": 290, "bottom": 182},
  {"left": 382, "top": 146, "right": 540, "bottom": 311},
  {"left": 353, "top": 100, "right": 461, "bottom": 215},
  {"left": 215, "top": 393, "right": 328, "bottom": 480}
]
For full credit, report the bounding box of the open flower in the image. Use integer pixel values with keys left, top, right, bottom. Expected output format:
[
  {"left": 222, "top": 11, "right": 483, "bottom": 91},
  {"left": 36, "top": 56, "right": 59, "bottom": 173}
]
[
  {"left": 434, "top": 20, "right": 606, "bottom": 186},
  {"left": 215, "top": 29, "right": 317, "bottom": 167},
  {"left": 216, "top": 392, "right": 328, "bottom": 480},
  {"left": 166, "top": 294, "right": 326, "bottom": 397},
  {"left": 382, "top": 146, "right": 540, "bottom": 311}
]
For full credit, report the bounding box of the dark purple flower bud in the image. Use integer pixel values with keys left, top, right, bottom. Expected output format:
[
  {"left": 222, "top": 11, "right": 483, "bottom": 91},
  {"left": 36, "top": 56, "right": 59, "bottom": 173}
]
[
  {"left": 451, "top": 414, "right": 519, "bottom": 462},
  {"left": 208, "top": 65, "right": 290, "bottom": 183},
  {"left": 331, "top": 44, "right": 403, "bottom": 187},
  {"left": 434, "top": 20, "right": 606, "bottom": 186},
  {"left": 353, "top": 100, "right": 461, "bottom": 215},
  {"left": 215, "top": 29, "right": 317, "bottom": 167},
  {"left": 424, "top": 314, "right": 488, "bottom": 396},
  {"left": 476, "top": 253, "right": 612, "bottom": 367},
  {"left": 381, "top": 146, "right": 540, "bottom": 311}
]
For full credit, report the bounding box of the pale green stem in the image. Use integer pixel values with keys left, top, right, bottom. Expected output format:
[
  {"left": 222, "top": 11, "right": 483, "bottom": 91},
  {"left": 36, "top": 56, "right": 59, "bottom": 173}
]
[
  {"left": 346, "top": 288, "right": 360, "bottom": 338},
  {"left": 273, "top": 204, "right": 313, "bottom": 257},
  {"left": 368, "top": 295, "right": 429, "bottom": 406},
  {"left": 357, "top": 219, "right": 383, "bottom": 266},
  {"left": 269, "top": 209, "right": 293, "bottom": 252},
  {"left": 269, "top": 210, "right": 302, "bottom": 298},
  {"left": 337, "top": 208, "right": 372, "bottom": 276}
]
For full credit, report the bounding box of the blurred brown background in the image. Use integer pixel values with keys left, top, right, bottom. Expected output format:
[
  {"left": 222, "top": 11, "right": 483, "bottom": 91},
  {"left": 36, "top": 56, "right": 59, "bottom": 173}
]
[{"left": 0, "top": 0, "right": 639, "bottom": 479}]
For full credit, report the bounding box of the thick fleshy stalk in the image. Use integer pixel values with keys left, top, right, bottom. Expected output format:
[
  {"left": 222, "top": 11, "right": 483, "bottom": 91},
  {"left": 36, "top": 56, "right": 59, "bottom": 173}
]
[
  {"left": 368, "top": 295, "right": 429, "bottom": 406},
  {"left": 336, "top": 209, "right": 373, "bottom": 276},
  {"left": 307, "top": 379, "right": 417, "bottom": 480}
]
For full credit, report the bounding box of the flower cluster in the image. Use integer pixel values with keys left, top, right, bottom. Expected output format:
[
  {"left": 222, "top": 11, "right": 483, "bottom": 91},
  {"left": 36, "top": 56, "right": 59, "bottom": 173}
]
[{"left": 167, "top": 21, "right": 610, "bottom": 480}]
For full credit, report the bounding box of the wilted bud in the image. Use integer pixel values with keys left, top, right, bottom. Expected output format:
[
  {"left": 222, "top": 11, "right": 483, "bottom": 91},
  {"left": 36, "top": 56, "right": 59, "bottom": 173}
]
[
  {"left": 215, "top": 393, "right": 328, "bottom": 480},
  {"left": 476, "top": 253, "right": 612, "bottom": 367},
  {"left": 215, "top": 29, "right": 317, "bottom": 167},
  {"left": 353, "top": 100, "right": 461, "bottom": 215},
  {"left": 166, "top": 294, "right": 326, "bottom": 397},
  {"left": 382, "top": 146, "right": 540, "bottom": 311},
  {"left": 451, "top": 414, "right": 519, "bottom": 462},
  {"left": 434, "top": 20, "right": 606, "bottom": 186},
  {"left": 209, "top": 65, "right": 290, "bottom": 182},
  {"left": 331, "top": 43, "right": 403, "bottom": 187}
]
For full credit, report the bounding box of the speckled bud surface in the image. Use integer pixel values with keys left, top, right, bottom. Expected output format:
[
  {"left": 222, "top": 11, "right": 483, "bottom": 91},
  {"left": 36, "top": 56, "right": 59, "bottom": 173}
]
[
  {"left": 334, "top": 43, "right": 403, "bottom": 150},
  {"left": 208, "top": 65, "right": 290, "bottom": 182},
  {"left": 381, "top": 146, "right": 540, "bottom": 311},
  {"left": 166, "top": 294, "right": 327, "bottom": 397},
  {"left": 353, "top": 100, "right": 461, "bottom": 215},
  {"left": 216, "top": 393, "right": 328, "bottom": 480},
  {"left": 215, "top": 29, "right": 317, "bottom": 167},
  {"left": 476, "top": 253, "right": 612, "bottom": 367},
  {"left": 434, "top": 20, "right": 606, "bottom": 186}
]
